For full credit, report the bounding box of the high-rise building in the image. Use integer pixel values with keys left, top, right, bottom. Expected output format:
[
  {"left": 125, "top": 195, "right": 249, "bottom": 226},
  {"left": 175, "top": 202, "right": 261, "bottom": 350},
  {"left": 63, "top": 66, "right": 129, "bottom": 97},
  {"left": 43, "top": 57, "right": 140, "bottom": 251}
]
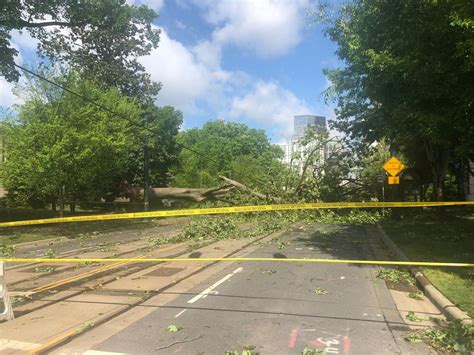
[
  {"left": 293, "top": 115, "right": 326, "bottom": 139},
  {"left": 279, "top": 115, "right": 328, "bottom": 173}
]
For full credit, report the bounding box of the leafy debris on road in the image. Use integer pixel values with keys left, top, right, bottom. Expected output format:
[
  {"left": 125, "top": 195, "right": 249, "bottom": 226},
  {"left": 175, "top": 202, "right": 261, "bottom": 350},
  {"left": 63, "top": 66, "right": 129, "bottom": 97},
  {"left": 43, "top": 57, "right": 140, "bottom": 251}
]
[
  {"left": 262, "top": 269, "right": 277, "bottom": 275},
  {"left": 314, "top": 287, "right": 329, "bottom": 295},
  {"left": 76, "top": 261, "right": 93, "bottom": 268},
  {"left": 405, "top": 320, "right": 472, "bottom": 353},
  {"left": 276, "top": 240, "right": 289, "bottom": 249},
  {"left": 0, "top": 244, "right": 15, "bottom": 257},
  {"left": 80, "top": 322, "right": 95, "bottom": 330},
  {"left": 243, "top": 344, "right": 259, "bottom": 355},
  {"left": 301, "top": 346, "right": 324, "bottom": 354},
  {"left": 406, "top": 311, "right": 424, "bottom": 322},
  {"left": 408, "top": 291, "right": 424, "bottom": 300},
  {"left": 34, "top": 266, "right": 57, "bottom": 273},
  {"left": 225, "top": 346, "right": 259, "bottom": 355},
  {"left": 11, "top": 295, "right": 32, "bottom": 305},
  {"left": 376, "top": 268, "right": 415, "bottom": 285},
  {"left": 43, "top": 248, "right": 56, "bottom": 258},
  {"left": 166, "top": 324, "right": 183, "bottom": 332},
  {"left": 405, "top": 332, "right": 423, "bottom": 344}
]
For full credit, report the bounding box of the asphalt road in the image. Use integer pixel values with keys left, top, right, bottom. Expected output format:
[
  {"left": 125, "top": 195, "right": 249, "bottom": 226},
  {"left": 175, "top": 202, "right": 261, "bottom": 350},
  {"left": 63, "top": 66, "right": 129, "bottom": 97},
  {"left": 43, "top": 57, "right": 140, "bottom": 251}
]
[{"left": 91, "top": 224, "right": 431, "bottom": 354}]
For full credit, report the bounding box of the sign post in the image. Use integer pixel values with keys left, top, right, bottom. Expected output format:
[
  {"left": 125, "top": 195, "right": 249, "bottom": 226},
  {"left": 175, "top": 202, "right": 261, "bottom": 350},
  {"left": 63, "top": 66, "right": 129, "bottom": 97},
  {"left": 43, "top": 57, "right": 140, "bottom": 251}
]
[{"left": 383, "top": 156, "right": 406, "bottom": 219}]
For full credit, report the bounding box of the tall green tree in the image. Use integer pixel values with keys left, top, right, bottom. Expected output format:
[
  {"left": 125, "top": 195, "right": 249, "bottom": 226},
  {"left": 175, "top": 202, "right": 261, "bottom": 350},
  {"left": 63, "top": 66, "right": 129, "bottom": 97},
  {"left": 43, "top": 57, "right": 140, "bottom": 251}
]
[
  {"left": 125, "top": 104, "right": 183, "bottom": 188},
  {"left": 0, "top": 72, "right": 142, "bottom": 209},
  {"left": 323, "top": 0, "right": 474, "bottom": 199},
  {"left": 0, "top": 0, "right": 160, "bottom": 99},
  {"left": 173, "top": 120, "right": 283, "bottom": 190}
]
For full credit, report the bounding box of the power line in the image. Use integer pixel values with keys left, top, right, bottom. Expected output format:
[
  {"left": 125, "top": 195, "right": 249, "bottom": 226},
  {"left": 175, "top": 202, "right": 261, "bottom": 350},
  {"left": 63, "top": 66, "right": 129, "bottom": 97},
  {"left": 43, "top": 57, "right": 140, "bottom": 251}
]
[
  {"left": 12, "top": 64, "right": 267, "bottom": 187},
  {"left": 13, "top": 64, "right": 147, "bottom": 130}
]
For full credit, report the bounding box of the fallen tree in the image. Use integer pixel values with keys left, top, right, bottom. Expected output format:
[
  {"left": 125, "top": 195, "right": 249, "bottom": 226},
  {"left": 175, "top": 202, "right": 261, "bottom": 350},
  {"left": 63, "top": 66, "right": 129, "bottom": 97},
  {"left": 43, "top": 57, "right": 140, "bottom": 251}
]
[{"left": 123, "top": 176, "right": 269, "bottom": 204}]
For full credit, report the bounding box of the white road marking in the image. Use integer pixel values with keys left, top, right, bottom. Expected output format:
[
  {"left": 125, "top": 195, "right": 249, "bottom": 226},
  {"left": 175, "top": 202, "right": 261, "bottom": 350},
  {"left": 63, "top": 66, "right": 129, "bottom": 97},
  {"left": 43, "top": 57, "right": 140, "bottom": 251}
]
[
  {"left": 187, "top": 267, "right": 243, "bottom": 304},
  {"left": 340, "top": 276, "right": 345, "bottom": 280},
  {"left": 174, "top": 309, "right": 188, "bottom": 318}
]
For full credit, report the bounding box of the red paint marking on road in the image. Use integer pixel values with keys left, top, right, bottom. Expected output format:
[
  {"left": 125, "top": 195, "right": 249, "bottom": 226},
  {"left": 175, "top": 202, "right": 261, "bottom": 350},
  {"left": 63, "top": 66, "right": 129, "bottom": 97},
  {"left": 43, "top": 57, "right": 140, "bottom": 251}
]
[
  {"left": 309, "top": 340, "right": 326, "bottom": 348},
  {"left": 343, "top": 335, "right": 351, "bottom": 354},
  {"left": 288, "top": 330, "right": 298, "bottom": 348}
]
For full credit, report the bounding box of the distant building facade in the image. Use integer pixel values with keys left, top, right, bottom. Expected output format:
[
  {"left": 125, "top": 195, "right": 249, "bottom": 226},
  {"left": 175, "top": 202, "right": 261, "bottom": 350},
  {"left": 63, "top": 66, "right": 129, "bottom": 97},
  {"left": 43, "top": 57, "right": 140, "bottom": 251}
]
[
  {"left": 279, "top": 115, "right": 327, "bottom": 174},
  {"left": 293, "top": 115, "right": 326, "bottom": 139}
]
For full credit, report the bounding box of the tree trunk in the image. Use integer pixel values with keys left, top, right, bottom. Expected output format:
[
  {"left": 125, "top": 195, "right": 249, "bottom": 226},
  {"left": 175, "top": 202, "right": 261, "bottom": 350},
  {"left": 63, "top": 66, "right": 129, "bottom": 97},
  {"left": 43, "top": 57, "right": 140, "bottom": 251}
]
[
  {"left": 59, "top": 186, "right": 65, "bottom": 218},
  {"left": 294, "top": 143, "right": 324, "bottom": 195},
  {"left": 52, "top": 199, "right": 56, "bottom": 212},
  {"left": 121, "top": 176, "right": 271, "bottom": 204},
  {"left": 218, "top": 176, "right": 268, "bottom": 200},
  {"left": 424, "top": 141, "right": 450, "bottom": 201},
  {"left": 70, "top": 202, "right": 76, "bottom": 213}
]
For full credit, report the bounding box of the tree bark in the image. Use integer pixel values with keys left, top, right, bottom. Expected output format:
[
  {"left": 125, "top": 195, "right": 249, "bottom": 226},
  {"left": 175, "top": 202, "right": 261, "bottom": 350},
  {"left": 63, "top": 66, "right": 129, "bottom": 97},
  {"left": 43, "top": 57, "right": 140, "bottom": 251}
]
[
  {"left": 294, "top": 143, "right": 324, "bottom": 195},
  {"left": 424, "top": 141, "right": 450, "bottom": 201},
  {"left": 218, "top": 176, "right": 267, "bottom": 200},
  {"left": 122, "top": 176, "right": 270, "bottom": 204},
  {"left": 17, "top": 20, "right": 74, "bottom": 28},
  {"left": 59, "top": 186, "right": 65, "bottom": 218}
]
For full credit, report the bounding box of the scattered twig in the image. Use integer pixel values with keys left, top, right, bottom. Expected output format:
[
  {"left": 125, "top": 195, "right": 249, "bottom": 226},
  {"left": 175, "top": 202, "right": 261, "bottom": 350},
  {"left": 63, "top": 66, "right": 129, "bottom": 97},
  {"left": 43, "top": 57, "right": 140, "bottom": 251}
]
[{"left": 155, "top": 335, "right": 203, "bottom": 351}]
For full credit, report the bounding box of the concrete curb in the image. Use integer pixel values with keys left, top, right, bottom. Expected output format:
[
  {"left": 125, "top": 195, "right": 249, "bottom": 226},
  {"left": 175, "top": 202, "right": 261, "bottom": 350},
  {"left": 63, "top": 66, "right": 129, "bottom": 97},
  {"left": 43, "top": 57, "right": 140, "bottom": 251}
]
[{"left": 375, "top": 223, "right": 472, "bottom": 326}]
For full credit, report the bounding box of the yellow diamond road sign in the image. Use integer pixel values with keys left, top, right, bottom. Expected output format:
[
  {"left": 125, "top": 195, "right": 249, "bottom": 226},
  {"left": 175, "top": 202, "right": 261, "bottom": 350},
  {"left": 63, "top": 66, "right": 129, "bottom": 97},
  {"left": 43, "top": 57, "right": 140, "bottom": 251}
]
[{"left": 383, "top": 156, "right": 405, "bottom": 177}]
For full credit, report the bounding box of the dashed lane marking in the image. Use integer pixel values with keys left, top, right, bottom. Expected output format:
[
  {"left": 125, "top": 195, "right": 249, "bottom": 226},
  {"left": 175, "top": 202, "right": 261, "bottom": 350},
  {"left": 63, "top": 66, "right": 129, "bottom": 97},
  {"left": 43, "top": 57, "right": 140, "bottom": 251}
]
[
  {"left": 187, "top": 267, "right": 243, "bottom": 304},
  {"left": 174, "top": 309, "right": 188, "bottom": 318}
]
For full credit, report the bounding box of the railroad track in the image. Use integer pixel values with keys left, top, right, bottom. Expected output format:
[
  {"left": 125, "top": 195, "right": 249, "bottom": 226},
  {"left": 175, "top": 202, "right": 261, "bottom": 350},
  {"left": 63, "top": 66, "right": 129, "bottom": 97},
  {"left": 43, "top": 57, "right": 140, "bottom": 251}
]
[
  {"left": 21, "top": 228, "right": 285, "bottom": 354},
  {"left": 7, "top": 229, "right": 179, "bottom": 289}
]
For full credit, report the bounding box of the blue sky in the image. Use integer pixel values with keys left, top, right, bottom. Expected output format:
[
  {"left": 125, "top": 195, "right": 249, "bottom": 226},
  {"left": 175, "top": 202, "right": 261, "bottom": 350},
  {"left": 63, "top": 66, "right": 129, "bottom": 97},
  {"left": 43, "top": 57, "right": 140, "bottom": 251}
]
[{"left": 0, "top": 0, "right": 342, "bottom": 143}]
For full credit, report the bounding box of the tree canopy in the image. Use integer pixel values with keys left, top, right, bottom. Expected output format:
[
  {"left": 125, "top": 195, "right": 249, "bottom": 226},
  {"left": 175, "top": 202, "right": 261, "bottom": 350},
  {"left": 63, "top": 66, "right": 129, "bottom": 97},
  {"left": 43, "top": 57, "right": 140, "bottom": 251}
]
[
  {"left": 323, "top": 0, "right": 474, "bottom": 199},
  {"left": 124, "top": 104, "right": 183, "bottom": 188},
  {"left": 173, "top": 120, "right": 283, "bottom": 190},
  {"left": 0, "top": 72, "right": 143, "bottom": 208},
  {"left": 1, "top": 0, "right": 160, "bottom": 100}
]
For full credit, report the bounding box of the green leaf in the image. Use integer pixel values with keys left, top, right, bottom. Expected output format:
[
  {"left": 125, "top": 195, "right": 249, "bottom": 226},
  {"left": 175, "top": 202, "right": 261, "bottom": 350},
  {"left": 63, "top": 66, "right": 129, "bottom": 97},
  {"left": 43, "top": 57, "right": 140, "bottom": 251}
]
[{"left": 166, "top": 324, "right": 182, "bottom": 333}]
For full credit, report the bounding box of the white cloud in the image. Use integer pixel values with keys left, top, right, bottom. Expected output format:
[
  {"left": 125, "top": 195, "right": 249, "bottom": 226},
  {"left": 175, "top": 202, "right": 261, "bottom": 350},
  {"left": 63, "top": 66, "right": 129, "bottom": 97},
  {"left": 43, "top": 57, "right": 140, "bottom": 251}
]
[
  {"left": 0, "top": 79, "right": 21, "bottom": 108},
  {"left": 229, "top": 81, "right": 312, "bottom": 138},
  {"left": 140, "top": 26, "right": 317, "bottom": 140},
  {"left": 0, "top": 33, "right": 27, "bottom": 108},
  {"left": 175, "top": 20, "right": 186, "bottom": 30},
  {"left": 10, "top": 30, "right": 39, "bottom": 51},
  {"left": 192, "top": 40, "right": 222, "bottom": 68},
  {"left": 140, "top": 28, "right": 213, "bottom": 111},
  {"left": 194, "top": 0, "right": 310, "bottom": 58},
  {"left": 126, "top": 0, "right": 164, "bottom": 11}
]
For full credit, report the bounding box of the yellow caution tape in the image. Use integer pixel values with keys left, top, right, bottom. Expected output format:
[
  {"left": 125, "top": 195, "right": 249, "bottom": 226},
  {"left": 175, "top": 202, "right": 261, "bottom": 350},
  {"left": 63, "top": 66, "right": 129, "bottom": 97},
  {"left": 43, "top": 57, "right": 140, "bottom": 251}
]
[
  {"left": 0, "top": 257, "right": 472, "bottom": 267},
  {"left": 0, "top": 201, "right": 473, "bottom": 228}
]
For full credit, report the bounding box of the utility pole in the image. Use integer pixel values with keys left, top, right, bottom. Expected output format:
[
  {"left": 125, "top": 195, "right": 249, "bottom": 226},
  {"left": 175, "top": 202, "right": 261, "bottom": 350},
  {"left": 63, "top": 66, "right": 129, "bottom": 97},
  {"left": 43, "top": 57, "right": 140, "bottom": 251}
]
[
  {"left": 59, "top": 185, "right": 65, "bottom": 218},
  {"left": 390, "top": 144, "right": 401, "bottom": 220}
]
